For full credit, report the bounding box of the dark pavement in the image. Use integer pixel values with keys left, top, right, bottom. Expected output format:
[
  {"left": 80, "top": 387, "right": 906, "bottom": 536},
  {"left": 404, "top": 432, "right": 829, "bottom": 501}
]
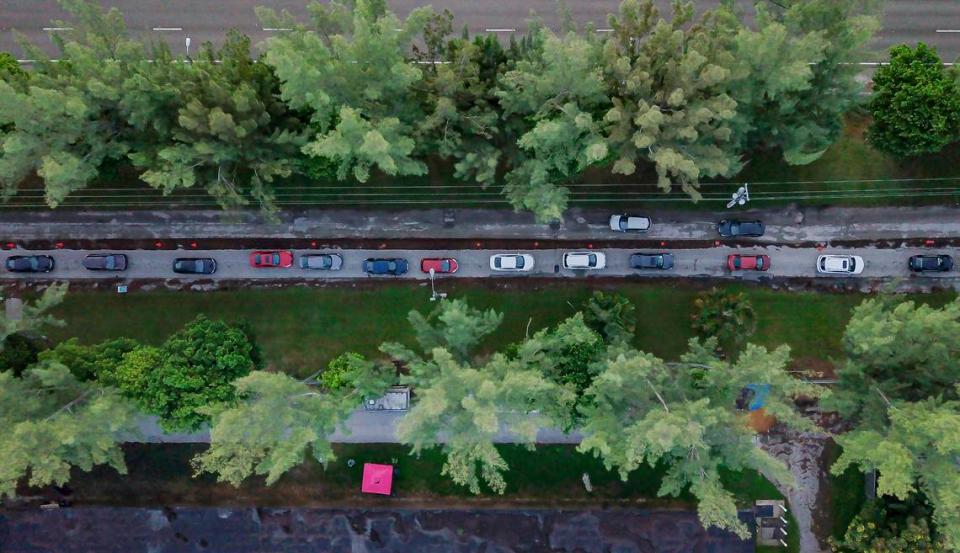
[
  {"left": 2, "top": 0, "right": 959, "bottom": 61},
  {"left": 0, "top": 506, "right": 756, "bottom": 553}
]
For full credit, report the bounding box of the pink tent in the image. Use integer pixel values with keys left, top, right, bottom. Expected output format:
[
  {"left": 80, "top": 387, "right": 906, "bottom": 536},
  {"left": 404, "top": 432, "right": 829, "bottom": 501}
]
[{"left": 361, "top": 463, "right": 394, "bottom": 495}]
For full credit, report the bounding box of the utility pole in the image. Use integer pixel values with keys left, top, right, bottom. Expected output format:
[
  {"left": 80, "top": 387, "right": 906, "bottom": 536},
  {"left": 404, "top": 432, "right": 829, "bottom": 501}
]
[
  {"left": 185, "top": 37, "right": 191, "bottom": 60},
  {"left": 726, "top": 183, "right": 750, "bottom": 209}
]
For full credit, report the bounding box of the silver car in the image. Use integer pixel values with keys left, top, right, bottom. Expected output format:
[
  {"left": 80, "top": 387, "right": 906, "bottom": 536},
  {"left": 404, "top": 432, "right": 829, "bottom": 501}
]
[
  {"left": 299, "top": 253, "right": 344, "bottom": 271},
  {"left": 609, "top": 214, "right": 651, "bottom": 232}
]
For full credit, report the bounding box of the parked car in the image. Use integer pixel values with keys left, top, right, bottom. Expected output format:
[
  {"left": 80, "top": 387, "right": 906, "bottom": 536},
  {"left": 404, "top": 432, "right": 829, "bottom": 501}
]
[
  {"left": 5, "top": 255, "right": 54, "bottom": 273},
  {"left": 817, "top": 254, "right": 864, "bottom": 275},
  {"left": 562, "top": 251, "right": 607, "bottom": 270},
  {"left": 489, "top": 253, "right": 534, "bottom": 272},
  {"left": 630, "top": 252, "right": 674, "bottom": 270},
  {"left": 299, "top": 253, "right": 343, "bottom": 271},
  {"left": 609, "top": 214, "right": 651, "bottom": 232},
  {"left": 727, "top": 254, "right": 770, "bottom": 272},
  {"left": 173, "top": 257, "right": 217, "bottom": 275},
  {"left": 82, "top": 253, "right": 127, "bottom": 271},
  {"left": 250, "top": 250, "right": 294, "bottom": 268},
  {"left": 363, "top": 258, "right": 408, "bottom": 276},
  {"left": 717, "top": 219, "right": 765, "bottom": 238},
  {"left": 908, "top": 254, "right": 953, "bottom": 273},
  {"left": 421, "top": 258, "right": 459, "bottom": 274}
]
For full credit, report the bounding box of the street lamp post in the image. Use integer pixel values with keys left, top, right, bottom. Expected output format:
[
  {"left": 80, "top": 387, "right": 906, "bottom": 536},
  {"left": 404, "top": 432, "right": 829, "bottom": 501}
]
[
  {"left": 185, "top": 37, "right": 191, "bottom": 60},
  {"left": 428, "top": 268, "right": 447, "bottom": 302}
]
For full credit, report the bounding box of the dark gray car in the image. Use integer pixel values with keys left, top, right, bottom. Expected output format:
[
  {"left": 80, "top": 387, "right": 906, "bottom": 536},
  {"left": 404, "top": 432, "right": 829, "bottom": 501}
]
[
  {"left": 630, "top": 252, "right": 674, "bottom": 270},
  {"left": 299, "top": 253, "right": 343, "bottom": 271},
  {"left": 173, "top": 257, "right": 217, "bottom": 275},
  {"left": 83, "top": 253, "right": 127, "bottom": 271},
  {"left": 5, "top": 255, "right": 54, "bottom": 273},
  {"left": 718, "top": 219, "right": 765, "bottom": 238}
]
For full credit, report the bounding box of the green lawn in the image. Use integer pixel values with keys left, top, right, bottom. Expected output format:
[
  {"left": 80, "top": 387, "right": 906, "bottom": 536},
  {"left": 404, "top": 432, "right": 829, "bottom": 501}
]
[
  {"left": 47, "top": 282, "right": 953, "bottom": 377},
  {"left": 66, "top": 442, "right": 785, "bottom": 512}
]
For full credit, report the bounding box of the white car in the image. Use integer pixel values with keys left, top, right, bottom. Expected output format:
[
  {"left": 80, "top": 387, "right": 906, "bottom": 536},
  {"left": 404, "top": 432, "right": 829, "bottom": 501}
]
[
  {"left": 563, "top": 251, "right": 606, "bottom": 270},
  {"left": 609, "top": 214, "right": 651, "bottom": 232},
  {"left": 490, "top": 253, "right": 535, "bottom": 272},
  {"left": 817, "top": 254, "right": 864, "bottom": 275}
]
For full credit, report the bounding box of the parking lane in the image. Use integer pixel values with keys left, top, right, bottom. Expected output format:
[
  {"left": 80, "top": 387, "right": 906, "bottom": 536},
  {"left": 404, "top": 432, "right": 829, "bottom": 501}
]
[{"left": 2, "top": 246, "right": 957, "bottom": 282}]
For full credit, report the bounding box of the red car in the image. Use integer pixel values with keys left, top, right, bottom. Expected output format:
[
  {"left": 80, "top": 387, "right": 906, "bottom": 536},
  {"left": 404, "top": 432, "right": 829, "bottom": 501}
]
[
  {"left": 421, "top": 257, "right": 459, "bottom": 274},
  {"left": 727, "top": 254, "right": 770, "bottom": 272},
  {"left": 250, "top": 250, "right": 294, "bottom": 268}
]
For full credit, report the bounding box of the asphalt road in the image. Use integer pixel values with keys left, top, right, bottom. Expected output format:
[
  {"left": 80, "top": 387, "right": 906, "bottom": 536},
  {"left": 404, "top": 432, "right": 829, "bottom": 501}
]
[
  {"left": 3, "top": 0, "right": 960, "bottom": 61},
  {"left": 2, "top": 245, "right": 958, "bottom": 282}
]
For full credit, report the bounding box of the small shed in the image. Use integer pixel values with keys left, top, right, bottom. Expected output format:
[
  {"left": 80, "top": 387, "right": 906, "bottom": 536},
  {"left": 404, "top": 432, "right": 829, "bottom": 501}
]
[{"left": 361, "top": 463, "right": 394, "bottom": 495}]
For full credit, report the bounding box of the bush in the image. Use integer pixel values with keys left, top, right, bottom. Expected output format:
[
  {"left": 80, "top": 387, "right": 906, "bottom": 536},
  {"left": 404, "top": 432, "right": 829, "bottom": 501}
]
[
  {"left": 691, "top": 288, "right": 756, "bottom": 355},
  {"left": 0, "top": 334, "right": 41, "bottom": 376},
  {"left": 322, "top": 352, "right": 366, "bottom": 390},
  {"left": 39, "top": 337, "right": 140, "bottom": 382}
]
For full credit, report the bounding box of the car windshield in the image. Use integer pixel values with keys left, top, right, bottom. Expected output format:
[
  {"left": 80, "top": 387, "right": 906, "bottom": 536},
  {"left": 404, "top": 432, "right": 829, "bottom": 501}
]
[
  {"left": 514, "top": 256, "right": 524, "bottom": 269},
  {"left": 387, "top": 262, "right": 396, "bottom": 271},
  {"left": 271, "top": 254, "right": 280, "bottom": 265},
  {"left": 195, "top": 260, "right": 204, "bottom": 272},
  {"left": 29, "top": 258, "right": 39, "bottom": 269},
  {"left": 756, "top": 257, "right": 764, "bottom": 270},
  {"left": 619, "top": 218, "right": 628, "bottom": 231},
  {"left": 440, "top": 260, "right": 450, "bottom": 271},
  {"left": 733, "top": 257, "right": 741, "bottom": 268},
  {"left": 847, "top": 259, "right": 855, "bottom": 271},
  {"left": 105, "top": 257, "right": 115, "bottom": 269},
  {"left": 588, "top": 254, "right": 596, "bottom": 264}
]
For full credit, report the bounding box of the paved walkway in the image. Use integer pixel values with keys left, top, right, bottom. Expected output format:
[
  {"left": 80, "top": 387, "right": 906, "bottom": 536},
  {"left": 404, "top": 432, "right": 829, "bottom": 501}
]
[{"left": 2, "top": 205, "right": 960, "bottom": 242}]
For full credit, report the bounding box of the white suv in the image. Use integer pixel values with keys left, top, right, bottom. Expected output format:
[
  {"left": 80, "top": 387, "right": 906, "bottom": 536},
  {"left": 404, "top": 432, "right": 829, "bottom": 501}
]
[
  {"left": 563, "top": 251, "right": 606, "bottom": 270},
  {"left": 609, "top": 214, "right": 651, "bottom": 232},
  {"left": 817, "top": 254, "right": 864, "bottom": 275}
]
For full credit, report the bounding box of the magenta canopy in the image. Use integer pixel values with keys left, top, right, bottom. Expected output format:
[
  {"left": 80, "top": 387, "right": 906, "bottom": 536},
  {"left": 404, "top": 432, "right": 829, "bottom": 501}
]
[{"left": 361, "top": 463, "right": 394, "bottom": 495}]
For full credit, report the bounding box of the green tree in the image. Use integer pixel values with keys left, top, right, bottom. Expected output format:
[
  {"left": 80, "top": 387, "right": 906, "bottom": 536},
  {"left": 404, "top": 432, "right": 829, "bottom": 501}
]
[
  {"left": 122, "top": 31, "right": 305, "bottom": 211},
  {"left": 831, "top": 398, "right": 960, "bottom": 551},
  {"left": 762, "top": 0, "right": 880, "bottom": 164},
  {"left": 830, "top": 297, "right": 960, "bottom": 429},
  {"left": 601, "top": 0, "right": 741, "bottom": 201},
  {"left": 126, "top": 315, "right": 257, "bottom": 431},
  {"left": 0, "top": 360, "right": 138, "bottom": 498},
  {"left": 383, "top": 299, "right": 575, "bottom": 493},
  {"left": 321, "top": 351, "right": 367, "bottom": 390},
  {"left": 395, "top": 347, "right": 574, "bottom": 494},
  {"left": 582, "top": 291, "right": 636, "bottom": 344},
  {"left": 193, "top": 361, "right": 392, "bottom": 486},
  {"left": 0, "top": 52, "right": 28, "bottom": 87},
  {"left": 0, "top": 1, "right": 141, "bottom": 204},
  {"left": 578, "top": 339, "right": 820, "bottom": 537},
  {"left": 691, "top": 288, "right": 756, "bottom": 354},
  {"left": 497, "top": 27, "right": 609, "bottom": 221},
  {"left": 831, "top": 499, "right": 947, "bottom": 553},
  {"left": 415, "top": 18, "right": 503, "bottom": 187},
  {"left": 404, "top": 298, "right": 503, "bottom": 364},
  {"left": 38, "top": 336, "right": 139, "bottom": 381},
  {"left": 258, "top": 0, "right": 432, "bottom": 183},
  {"left": 867, "top": 43, "right": 960, "bottom": 157},
  {"left": 0, "top": 283, "right": 68, "bottom": 344}
]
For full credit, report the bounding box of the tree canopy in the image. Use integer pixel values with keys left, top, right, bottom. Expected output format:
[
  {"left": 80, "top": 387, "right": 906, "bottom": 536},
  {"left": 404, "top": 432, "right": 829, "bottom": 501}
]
[
  {"left": 578, "top": 338, "right": 821, "bottom": 537},
  {"left": 868, "top": 43, "right": 960, "bottom": 157},
  {"left": 0, "top": 0, "right": 882, "bottom": 220},
  {"left": 0, "top": 361, "right": 138, "bottom": 498}
]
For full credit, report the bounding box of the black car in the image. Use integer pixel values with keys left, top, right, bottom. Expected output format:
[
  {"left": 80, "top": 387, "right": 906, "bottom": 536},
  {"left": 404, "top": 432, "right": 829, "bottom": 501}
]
[
  {"left": 363, "top": 258, "right": 408, "bottom": 276},
  {"left": 83, "top": 253, "right": 128, "bottom": 271},
  {"left": 173, "top": 257, "right": 217, "bottom": 275},
  {"left": 630, "top": 252, "right": 674, "bottom": 270},
  {"left": 5, "top": 255, "right": 54, "bottom": 273},
  {"left": 908, "top": 254, "right": 953, "bottom": 273},
  {"left": 718, "top": 219, "right": 765, "bottom": 238}
]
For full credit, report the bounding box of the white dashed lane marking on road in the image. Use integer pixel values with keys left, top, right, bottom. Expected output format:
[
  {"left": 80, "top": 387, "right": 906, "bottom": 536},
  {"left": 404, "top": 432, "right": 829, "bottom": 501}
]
[
  {"left": 152, "top": 27, "right": 183, "bottom": 31},
  {"left": 936, "top": 29, "right": 960, "bottom": 33},
  {"left": 262, "top": 27, "right": 293, "bottom": 32},
  {"left": 485, "top": 28, "right": 516, "bottom": 32},
  {"left": 42, "top": 27, "right": 73, "bottom": 31}
]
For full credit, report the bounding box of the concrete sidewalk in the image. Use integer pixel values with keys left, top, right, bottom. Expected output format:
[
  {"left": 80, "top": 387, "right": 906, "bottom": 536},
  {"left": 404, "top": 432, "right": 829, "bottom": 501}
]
[
  {"left": 2, "top": 205, "right": 960, "bottom": 242},
  {"left": 135, "top": 411, "right": 582, "bottom": 445}
]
